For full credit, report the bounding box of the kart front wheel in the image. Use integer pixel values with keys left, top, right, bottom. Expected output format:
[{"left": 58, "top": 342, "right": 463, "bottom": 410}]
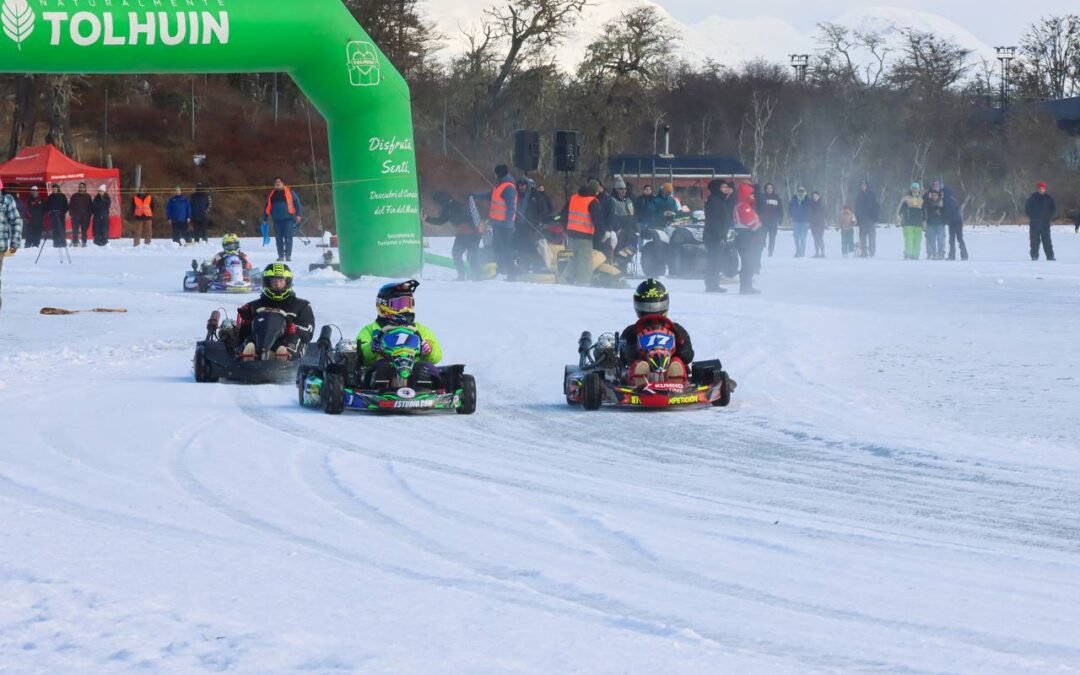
[
  {"left": 582, "top": 372, "right": 603, "bottom": 411},
  {"left": 322, "top": 372, "right": 345, "bottom": 415},
  {"left": 457, "top": 374, "right": 477, "bottom": 415},
  {"left": 193, "top": 345, "right": 217, "bottom": 383}
]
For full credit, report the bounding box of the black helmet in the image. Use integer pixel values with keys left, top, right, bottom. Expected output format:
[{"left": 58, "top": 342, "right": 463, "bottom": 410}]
[
  {"left": 377, "top": 279, "right": 419, "bottom": 325},
  {"left": 634, "top": 278, "right": 669, "bottom": 317},
  {"left": 262, "top": 262, "right": 294, "bottom": 302}
]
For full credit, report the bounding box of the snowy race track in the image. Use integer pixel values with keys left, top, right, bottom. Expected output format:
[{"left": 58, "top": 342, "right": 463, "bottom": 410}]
[{"left": 1, "top": 227, "right": 1079, "bottom": 673}]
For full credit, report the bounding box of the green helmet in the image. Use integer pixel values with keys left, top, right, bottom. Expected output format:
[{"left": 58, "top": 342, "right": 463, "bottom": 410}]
[
  {"left": 221, "top": 233, "right": 241, "bottom": 253},
  {"left": 261, "top": 262, "right": 294, "bottom": 302},
  {"left": 634, "top": 278, "right": 669, "bottom": 317}
]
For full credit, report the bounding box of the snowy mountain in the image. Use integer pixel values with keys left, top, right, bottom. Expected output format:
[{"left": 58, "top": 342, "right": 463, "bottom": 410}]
[{"left": 425, "top": 1, "right": 995, "bottom": 69}]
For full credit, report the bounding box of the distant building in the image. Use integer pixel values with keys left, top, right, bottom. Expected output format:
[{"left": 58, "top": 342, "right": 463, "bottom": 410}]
[{"left": 608, "top": 154, "right": 751, "bottom": 208}]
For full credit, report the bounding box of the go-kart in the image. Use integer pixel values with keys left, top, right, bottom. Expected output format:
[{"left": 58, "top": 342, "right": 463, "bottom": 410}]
[
  {"left": 183, "top": 255, "right": 260, "bottom": 293},
  {"left": 564, "top": 316, "right": 733, "bottom": 410},
  {"left": 193, "top": 309, "right": 303, "bottom": 383},
  {"left": 298, "top": 325, "right": 477, "bottom": 415}
]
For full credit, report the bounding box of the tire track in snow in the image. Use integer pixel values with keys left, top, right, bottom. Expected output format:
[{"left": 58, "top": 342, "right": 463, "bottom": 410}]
[{"left": 231, "top": 389, "right": 1080, "bottom": 670}]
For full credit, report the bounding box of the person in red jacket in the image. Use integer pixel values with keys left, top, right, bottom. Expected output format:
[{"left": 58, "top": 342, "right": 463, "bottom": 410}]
[{"left": 733, "top": 182, "right": 762, "bottom": 295}]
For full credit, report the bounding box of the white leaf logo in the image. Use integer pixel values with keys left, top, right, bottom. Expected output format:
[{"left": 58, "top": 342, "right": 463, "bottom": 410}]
[{"left": 2, "top": 0, "right": 34, "bottom": 51}]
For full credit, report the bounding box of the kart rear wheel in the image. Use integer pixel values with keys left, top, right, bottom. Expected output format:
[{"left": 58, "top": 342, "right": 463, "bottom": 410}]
[
  {"left": 713, "top": 372, "right": 732, "bottom": 407},
  {"left": 582, "top": 372, "right": 603, "bottom": 411},
  {"left": 197, "top": 276, "right": 210, "bottom": 293},
  {"left": 193, "top": 345, "right": 217, "bottom": 383},
  {"left": 457, "top": 374, "right": 477, "bottom": 415},
  {"left": 322, "top": 372, "right": 345, "bottom": 415}
]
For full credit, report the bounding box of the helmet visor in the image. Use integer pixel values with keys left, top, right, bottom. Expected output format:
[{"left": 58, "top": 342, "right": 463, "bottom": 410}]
[
  {"left": 386, "top": 296, "right": 414, "bottom": 312},
  {"left": 635, "top": 299, "right": 668, "bottom": 315}
]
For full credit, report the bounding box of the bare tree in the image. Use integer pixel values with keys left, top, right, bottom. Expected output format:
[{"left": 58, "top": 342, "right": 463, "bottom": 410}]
[
  {"left": 576, "top": 5, "right": 678, "bottom": 175},
  {"left": 485, "top": 0, "right": 587, "bottom": 109},
  {"left": 1015, "top": 14, "right": 1080, "bottom": 99}
]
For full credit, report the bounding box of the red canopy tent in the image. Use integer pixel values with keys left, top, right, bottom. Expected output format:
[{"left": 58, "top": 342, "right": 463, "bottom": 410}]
[{"left": 0, "top": 145, "right": 122, "bottom": 239}]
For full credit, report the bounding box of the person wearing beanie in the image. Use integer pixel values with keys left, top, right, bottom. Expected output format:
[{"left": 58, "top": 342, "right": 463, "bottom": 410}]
[
  {"left": 91, "top": 185, "right": 112, "bottom": 246},
  {"left": 559, "top": 181, "right": 605, "bottom": 285},
  {"left": 591, "top": 178, "right": 615, "bottom": 256},
  {"left": 855, "top": 179, "right": 880, "bottom": 258},
  {"left": 472, "top": 164, "right": 518, "bottom": 278},
  {"left": 788, "top": 185, "right": 811, "bottom": 258},
  {"left": 610, "top": 176, "right": 638, "bottom": 275},
  {"left": 703, "top": 179, "right": 734, "bottom": 293},
  {"left": 45, "top": 183, "right": 69, "bottom": 248},
  {"left": 1025, "top": 181, "right": 1056, "bottom": 261},
  {"left": 24, "top": 185, "right": 45, "bottom": 247},
  {"left": 68, "top": 183, "right": 93, "bottom": 247},
  {"left": 190, "top": 182, "right": 212, "bottom": 243},
  {"left": 652, "top": 182, "right": 677, "bottom": 217},
  {"left": 758, "top": 183, "right": 784, "bottom": 257},
  {"left": 733, "top": 182, "right": 763, "bottom": 294},
  {"left": 838, "top": 204, "right": 857, "bottom": 257},
  {"left": 166, "top": 186, "right": 193, "bottom": 245},
  {"left": 129, "top": 185, "right": 155, "bottom": 247},
  {"left": 0, "top": 178, "right": 24, "bottom": 311},
  {"left": 897, "top": 183, "right": 925, "bottom": 260}
]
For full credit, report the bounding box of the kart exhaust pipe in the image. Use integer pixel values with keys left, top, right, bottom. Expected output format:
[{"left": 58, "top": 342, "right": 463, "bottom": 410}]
[
  {"left": 578, "top": 331, "right": 592, "bottom": 355},
  {"left": 207, "top": 310, "right": 220, "bottom": 333}
]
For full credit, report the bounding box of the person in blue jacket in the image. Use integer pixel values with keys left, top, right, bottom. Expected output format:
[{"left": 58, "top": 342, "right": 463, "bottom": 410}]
[
  {"left": 263, "top": 177, "right": 303, "bottom": 262},
  {"left": 166, "top": 186, "right": 193, "bottom": 245},
  {"left": 788, "top": 185, "right": 812, "bottom": 258}
]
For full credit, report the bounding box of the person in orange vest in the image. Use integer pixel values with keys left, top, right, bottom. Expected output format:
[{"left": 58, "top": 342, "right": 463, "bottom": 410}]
[
  {"left": 263, "top": 177, "right": 303, "bottom": 262},
  {"left": 472, "top": 164, "right": 517, "bottom": 278},
  {"left": 558, "top": 180, "right": 605, "bottom": 285},
  {"left": 129, "top": 186, "right": 154, "bottom": 246}
]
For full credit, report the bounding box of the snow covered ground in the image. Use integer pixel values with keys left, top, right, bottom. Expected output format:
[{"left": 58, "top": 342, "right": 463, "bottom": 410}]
[{"left": 1, "top": 226, "right": 1079, "bottom": 673}]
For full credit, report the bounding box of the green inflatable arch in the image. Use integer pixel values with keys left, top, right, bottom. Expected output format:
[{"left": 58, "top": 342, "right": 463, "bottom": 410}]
[{"left": 0, "top": 0, "right": 420, "bottom": 277}]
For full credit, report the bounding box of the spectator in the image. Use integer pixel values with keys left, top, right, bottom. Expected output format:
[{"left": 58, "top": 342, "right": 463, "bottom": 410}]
[
  {"left": 838, "top": 205, "right": 856, "bottom": 257},
  {"left": 0, "top": 179, "right": 23, "bottom": 312},
  {"left": 808, "top": 190, "right": 827, "bottom": 258},
  {"left": 129, "top": 185, "right": 154, "bottom": 246},
  {"left": 788, "top": 185, "right": 811, "bottom": 258},
  {"left": 68, "top": 183, "right": 93, "bottom": 247},
  {"left": 653, "top": 182, "right": 678, "bottom": 217},
  {"left": 263, "top": 177, "right": 303, "bottom": 262},
  {"left": 166, "top": 186, "right": 193, "bottom": 245},
  {"left": 923, "top": 189, "right": 947, "bottom": 260},
  {"left": 610, "top": 176, "right": 639, "bottom": 275},
  {"left": 593, "top": 178, "right": 616, "bottom": 261},
  {"left": 190, "top": 182, "right": 212, "bottom": 243},
  {"left": 91, "top": 185, "right": 111, "bottom": 246},
  {"left": 559, "top": 181, "right": 604, "bottom": 285},
  {"left": 472, "top": 164, "right": 517, "bottom": 278},
  {"left": 634, "top": 184, "right": 659, "bottom": 227},
  {"left": 425, "top": 191, "right": 478, "bottom": 281},
  {"left": 855, "top": 179, "right": 880, "bottom": 257},
  {"left": 513, "top": 177, "right": 551, "bottom": 274},
  {"left": 24, "top": 186, "right": 45, "bottom": 248},
  {"left": 897, "top": 183, "right": 925, "bottom": 260},
  {"left": 758, "top": 183, "right": 783, "bottom": 257},
  {"left": 733, "top": 182, "right": 762, "bottom": 294},
  {"left": 934, "top": 180, "right": 968, "bottom": 261},
  {"left": 45, "top": 183, "right": 69, "bottom": 248},
  {"left": 1025, "top": 181, "right": 1055, "bottom": 261},
  {"left": 703, "top": 179, "right": 733, "bottom": 293}
]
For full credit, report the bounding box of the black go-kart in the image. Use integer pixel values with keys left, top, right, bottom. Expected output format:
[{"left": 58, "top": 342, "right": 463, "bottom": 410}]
[
  {"left": 193, "top": 309, "right": 303, "bottom": 383},
  {"left": 564, "top": 317, "right": 733, "bottom": 411},
  {"left": 298, "top": 325, "right": 477, "bottom": 415}
]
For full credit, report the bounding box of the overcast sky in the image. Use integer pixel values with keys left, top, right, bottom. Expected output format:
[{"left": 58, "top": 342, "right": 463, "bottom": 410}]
[{"left": 655, "top": 0, "right": 1074, "bottom": 44}]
